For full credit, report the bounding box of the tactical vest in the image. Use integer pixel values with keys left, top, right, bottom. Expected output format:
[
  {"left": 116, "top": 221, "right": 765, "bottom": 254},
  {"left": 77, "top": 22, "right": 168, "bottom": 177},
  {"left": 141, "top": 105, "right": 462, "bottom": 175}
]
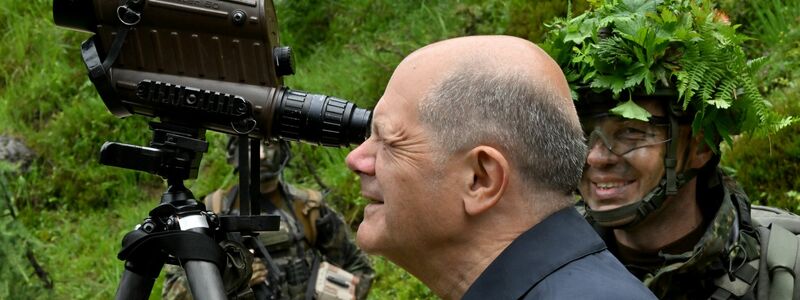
[
  {"left": 711, "top": 204, "right": 800, "bottom": 300},
  {"left": 207, "top": 184, "right": 324, "bottom": 300}
]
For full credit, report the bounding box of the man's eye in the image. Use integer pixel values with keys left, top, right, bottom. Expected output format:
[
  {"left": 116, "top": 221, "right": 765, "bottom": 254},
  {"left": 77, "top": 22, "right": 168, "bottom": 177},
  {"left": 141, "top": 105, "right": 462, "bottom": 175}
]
[{"left": 617, "top": 128, "right": 648, "bottom": 140}]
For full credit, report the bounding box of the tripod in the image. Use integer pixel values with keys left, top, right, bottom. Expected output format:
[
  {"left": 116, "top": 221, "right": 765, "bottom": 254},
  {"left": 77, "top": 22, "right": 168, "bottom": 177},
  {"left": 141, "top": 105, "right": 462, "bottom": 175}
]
[{"left": 101, "top": 122, "right": 279, "bottom": 300}]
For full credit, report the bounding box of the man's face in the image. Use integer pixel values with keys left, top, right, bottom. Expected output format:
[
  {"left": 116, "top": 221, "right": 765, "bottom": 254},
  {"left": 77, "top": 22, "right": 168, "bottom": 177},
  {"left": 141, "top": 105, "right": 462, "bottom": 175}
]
[
  {"left": 345, "top": 63, "right": 460, "bottom": 255},
  {"left": 259, "top": 143, "right": 283, "bottom": 176},
  {"left": 578, "top": 100, "right": 670, "bottom": 211}
]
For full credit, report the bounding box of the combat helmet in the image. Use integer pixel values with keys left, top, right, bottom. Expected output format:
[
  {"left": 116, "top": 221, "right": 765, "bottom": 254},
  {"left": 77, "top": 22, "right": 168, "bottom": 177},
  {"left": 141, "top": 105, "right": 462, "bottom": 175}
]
[{"left": 542, "top": 0, "right": 794, "bottom": 228}]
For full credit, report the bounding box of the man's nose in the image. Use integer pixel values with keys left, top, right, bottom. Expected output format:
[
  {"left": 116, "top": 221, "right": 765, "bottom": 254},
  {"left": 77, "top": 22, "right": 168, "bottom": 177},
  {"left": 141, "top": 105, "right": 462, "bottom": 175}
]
[
  {"left": 585, "top": 140, "right": 621, "bottom": 167},
  {"left": 345, "top": 140, "right": 376, "bottom": 176}
]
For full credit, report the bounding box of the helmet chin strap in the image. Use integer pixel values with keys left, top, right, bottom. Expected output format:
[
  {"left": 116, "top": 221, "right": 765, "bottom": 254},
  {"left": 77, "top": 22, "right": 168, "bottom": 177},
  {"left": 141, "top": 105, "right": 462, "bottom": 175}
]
[{"left": 587, "top": 111, "right": 699, "bottom": 229}]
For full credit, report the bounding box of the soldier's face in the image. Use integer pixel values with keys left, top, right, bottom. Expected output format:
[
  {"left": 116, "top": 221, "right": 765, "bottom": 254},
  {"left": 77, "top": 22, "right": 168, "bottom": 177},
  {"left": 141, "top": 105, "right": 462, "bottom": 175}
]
[
  {"left": 345, "top": 59, "right": 462, "bottom": 258},
  {"left": 578, "top": 99, "right": 669, "bottom": 211}
]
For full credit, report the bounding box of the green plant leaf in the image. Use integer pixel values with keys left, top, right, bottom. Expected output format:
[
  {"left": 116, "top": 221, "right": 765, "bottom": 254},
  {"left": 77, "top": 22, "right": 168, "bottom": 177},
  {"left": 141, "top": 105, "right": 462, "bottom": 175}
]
[
  {"left": 591, "top": 74, "right": 627, "bottom": 94},
  {"left": 610, "top": 99, "right": 652, "bottom": 121}
]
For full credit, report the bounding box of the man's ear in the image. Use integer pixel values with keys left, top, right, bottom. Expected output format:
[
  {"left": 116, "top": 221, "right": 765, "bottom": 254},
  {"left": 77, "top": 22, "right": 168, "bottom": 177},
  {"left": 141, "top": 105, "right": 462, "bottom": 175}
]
[
  {"left": 462, "top": 146, "right": 509, "bottom": 216},
  {"left": 689, "top": 132, "right": 714, "bottom": 169}
]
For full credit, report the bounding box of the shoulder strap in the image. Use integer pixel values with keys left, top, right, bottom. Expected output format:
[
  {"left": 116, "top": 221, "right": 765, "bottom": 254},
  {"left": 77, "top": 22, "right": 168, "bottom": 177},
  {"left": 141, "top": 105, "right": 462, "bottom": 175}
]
[
  {"left": 747, "top": 204, "right": 800, "bottom": 299},
  {"left": 764, "top": 223, "right": 800, "bottom": 300},
  {"left": 740, "top": 220, "right": 800, "bottom": 300},
  {"left": 285, "top": 184, "right": 323, "bottom": 245},
  {"left": 709, "top": 182, "right": 762, "bottom": 300}
]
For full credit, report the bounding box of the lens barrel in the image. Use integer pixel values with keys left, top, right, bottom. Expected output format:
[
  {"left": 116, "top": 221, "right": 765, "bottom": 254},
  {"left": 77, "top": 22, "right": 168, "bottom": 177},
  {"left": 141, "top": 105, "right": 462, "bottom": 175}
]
[
  {"left": 53, "top": 0, "right": 98, "bottom": 33},
  {"left": 275, "top": 89, "right": 371, "bottom": 146}
]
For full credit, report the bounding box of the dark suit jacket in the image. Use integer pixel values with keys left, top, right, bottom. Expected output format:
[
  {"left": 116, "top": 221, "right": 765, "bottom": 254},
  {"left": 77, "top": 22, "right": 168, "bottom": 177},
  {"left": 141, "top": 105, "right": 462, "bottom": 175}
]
[{"left": 462, "top": 208, "right": 656, "bottom": 300}]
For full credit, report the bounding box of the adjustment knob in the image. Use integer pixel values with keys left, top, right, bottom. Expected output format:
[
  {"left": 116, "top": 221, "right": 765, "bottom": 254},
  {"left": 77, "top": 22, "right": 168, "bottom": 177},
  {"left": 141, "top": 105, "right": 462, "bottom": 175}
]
[{"left": 273, "top": 46, "right": 294, "bottom": 77}]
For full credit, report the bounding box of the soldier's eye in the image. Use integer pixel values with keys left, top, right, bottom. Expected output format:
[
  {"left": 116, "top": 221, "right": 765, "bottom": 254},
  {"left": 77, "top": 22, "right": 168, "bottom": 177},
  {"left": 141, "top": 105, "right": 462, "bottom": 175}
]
[{"left": 617, "top": 127, "right": 648, "bottom": 140}]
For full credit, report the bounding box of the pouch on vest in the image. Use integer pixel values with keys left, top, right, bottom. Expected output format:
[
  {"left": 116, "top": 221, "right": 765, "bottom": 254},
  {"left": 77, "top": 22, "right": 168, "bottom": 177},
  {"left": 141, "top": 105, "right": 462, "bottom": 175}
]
[{"left": 314, "top": 262, "right": 359, "bottom": 300}]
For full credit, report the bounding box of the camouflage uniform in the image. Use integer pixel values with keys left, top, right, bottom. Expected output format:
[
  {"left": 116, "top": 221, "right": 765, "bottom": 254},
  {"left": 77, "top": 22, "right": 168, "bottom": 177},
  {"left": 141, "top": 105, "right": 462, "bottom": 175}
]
[
  {"left": 585, "top": 169, "right": 761, "bottom": 299},
  {"left": 163, "top": 182, "right": 374, "bottom": 300}
]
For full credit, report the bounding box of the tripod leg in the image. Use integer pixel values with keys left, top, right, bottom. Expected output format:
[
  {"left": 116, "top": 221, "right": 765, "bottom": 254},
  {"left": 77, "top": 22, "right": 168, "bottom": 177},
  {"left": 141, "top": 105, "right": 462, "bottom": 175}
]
[
  {"left": 115, "top": 269, "right": 156, "bottom": 300},
  {"left": 114, "top": 259, "right": 163, "bottom": 300},
  {"left": 184, "top": 260, "right": 227, "bottom": 300}
]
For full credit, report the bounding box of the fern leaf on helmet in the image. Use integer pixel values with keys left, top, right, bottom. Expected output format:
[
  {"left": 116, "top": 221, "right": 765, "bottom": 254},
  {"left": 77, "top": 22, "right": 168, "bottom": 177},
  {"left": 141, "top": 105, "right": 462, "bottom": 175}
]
[{"left": 542, "top": 0, "right": 795, "bottom": 151}]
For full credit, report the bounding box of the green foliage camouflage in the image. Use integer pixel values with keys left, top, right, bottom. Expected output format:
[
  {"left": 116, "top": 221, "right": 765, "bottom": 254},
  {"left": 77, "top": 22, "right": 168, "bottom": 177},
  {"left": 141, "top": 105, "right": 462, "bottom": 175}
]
[{"left": 542, "top": 0, "right": 795, "bottom": 151}]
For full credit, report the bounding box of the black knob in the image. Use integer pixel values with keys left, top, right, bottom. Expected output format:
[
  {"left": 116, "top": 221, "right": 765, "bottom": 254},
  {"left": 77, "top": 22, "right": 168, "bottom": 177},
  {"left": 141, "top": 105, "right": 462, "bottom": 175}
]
[
  {"left": 273, "top": 46, "right": 294, "bottom": 77},
  {"left": 231, "top": 10, "right": 246, "bottom": 26},
  {"left": 141, "top": 220, "right": 156, "bottom": 233}
]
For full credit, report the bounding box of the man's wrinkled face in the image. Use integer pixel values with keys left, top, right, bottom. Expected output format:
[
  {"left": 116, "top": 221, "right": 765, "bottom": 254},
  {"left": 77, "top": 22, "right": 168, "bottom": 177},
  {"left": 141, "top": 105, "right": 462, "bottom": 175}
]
[
  {"left": 578, "top": 100, "right": 670, "bottom": 211},
  {"left": 345, "top": 63, "right": 460, "bottom": 255}
]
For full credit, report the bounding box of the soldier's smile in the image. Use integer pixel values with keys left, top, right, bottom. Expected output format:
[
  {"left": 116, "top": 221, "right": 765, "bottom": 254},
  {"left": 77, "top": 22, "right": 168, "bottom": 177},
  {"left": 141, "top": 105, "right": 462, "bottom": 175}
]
[
  {"left": 585, "top": 176, "right": 638, "bottom": 210},
  {"left": 592, "top": 179, "right": 635, "bottom": 194}
]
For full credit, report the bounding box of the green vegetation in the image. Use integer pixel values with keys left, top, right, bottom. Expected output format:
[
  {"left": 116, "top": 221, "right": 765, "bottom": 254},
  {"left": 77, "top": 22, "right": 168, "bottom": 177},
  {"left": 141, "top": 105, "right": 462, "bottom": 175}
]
[
  {"left": 542, "top": 0, "right": 793, "bottom": 151},
  {"left": 0, "top": 0, "right": 796, "bottom": 299},
  {"left": 1, "top": 162, "right": 48, "bottom": 299},
  {"left": 719, "top": 0, "right": 800, "bottom": 212}
]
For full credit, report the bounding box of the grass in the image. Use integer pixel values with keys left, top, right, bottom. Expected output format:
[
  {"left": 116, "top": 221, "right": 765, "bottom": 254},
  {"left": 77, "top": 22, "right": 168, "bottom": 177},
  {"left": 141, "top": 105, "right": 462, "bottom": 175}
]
[{"left": 19, "top": 200, "right": 163, "bottom": 299}]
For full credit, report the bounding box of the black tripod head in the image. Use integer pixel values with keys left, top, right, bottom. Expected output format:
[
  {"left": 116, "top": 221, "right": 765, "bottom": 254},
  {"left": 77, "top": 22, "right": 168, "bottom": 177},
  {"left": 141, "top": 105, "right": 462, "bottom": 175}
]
[
  {"left": 100, "top": 122, "right": 206, "bottom": 184},
  {"left": 100, "top": 121, "right": 280, "bottom": 300}
]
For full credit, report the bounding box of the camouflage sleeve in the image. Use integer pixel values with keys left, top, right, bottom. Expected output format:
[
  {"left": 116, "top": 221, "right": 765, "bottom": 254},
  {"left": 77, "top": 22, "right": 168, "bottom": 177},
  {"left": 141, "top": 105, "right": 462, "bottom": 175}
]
[
  {"left": 314, "top": 204, "right": 375, "bottom": 300},
  {"left": 162, "top": 264, "right": 194, "bottom": 300}
]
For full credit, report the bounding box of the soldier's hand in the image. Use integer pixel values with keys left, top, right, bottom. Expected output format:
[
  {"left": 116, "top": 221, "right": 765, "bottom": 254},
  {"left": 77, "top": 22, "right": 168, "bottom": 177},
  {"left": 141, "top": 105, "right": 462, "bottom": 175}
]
[{"left": 249, "top": 257, "right": 268, "bottom": 287}]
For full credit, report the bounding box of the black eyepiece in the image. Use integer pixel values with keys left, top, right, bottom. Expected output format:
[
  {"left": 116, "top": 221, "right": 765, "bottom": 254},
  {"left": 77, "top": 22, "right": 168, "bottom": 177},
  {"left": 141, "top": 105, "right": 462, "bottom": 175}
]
[
  {"left": 274, "top": 89, "right": 371, "bottom": 147},
  {"left": 53, "top": 0, "right": 98, "bottom": 33}
]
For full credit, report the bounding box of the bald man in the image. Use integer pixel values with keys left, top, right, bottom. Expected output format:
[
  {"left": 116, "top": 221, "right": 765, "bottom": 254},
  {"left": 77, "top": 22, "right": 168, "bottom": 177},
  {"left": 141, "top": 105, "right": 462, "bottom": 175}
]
[{"left": 345, "top": 36, "right": 655, "bottom": 299}]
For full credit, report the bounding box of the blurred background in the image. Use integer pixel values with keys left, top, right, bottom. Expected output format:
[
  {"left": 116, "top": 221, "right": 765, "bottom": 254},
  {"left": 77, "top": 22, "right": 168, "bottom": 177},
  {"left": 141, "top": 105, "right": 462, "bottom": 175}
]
[{"left": 0, "top": 0, "right": 797, "bottom": 298}]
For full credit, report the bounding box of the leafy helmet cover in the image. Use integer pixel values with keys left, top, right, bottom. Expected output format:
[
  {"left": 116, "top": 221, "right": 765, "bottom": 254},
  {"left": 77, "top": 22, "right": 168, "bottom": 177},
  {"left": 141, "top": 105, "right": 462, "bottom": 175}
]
[{"left": 542, "top": 0, "right": 794, "bottom": 151}]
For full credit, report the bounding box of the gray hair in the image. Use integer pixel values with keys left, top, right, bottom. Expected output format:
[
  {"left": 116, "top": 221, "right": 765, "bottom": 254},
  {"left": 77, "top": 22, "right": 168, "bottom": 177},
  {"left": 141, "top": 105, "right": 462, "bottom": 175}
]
[{"left": 418, "top": 66, "right": 586, "bottom": 195}]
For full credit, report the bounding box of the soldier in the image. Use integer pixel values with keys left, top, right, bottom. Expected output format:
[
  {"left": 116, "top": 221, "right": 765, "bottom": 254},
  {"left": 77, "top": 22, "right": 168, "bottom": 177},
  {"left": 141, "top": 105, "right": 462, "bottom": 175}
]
[
  {"left": 163, "top": 139, "right": 375, "bottom": 300},
  {"left": 543, "top": 1, "right": 798, "bottom": 299}
]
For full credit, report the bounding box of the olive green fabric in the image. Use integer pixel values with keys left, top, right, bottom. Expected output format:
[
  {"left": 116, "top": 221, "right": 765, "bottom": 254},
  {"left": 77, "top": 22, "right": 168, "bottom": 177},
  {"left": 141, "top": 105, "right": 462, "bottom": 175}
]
[
  {"left": 764, "top": 224, "right": 799, "bottom": 300},
  {"left": 752, "top": 204, "right": 800, "bottom": 300},
  {"left": 162, "top": 183, "right": 374, "bottom": 300}
]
